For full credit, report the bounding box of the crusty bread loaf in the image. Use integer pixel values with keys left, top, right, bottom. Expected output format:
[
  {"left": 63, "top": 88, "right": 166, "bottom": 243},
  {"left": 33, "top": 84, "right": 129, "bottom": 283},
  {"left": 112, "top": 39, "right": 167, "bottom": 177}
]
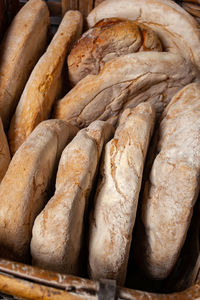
[
  {"left": 68, "top": 18, "right": 162, "bottom": 86},
  {"left": 54, "top": 52, "right": 199, "bottom": 128},
  {"left": 164, "top": 197, "right": 200, "bottom": 292},
  {"left": 87, "top": 0, "right": 200, "bottom": 70},
  {"left": 0, "top": 0, "right": 49, "bottom": 129},
  {"left": 31, "top": 120, "right": 114, "bottom": 274},
  {"left": 9, "top": 10, "right": 83, "bottom": 155},
  {"left": 133, "top": 83, "right": 200, "bottom": 279},
  {"left": 88, "top": 103, "right": 155, "bottom": 285},
  {"left": 0, "top": 118, "right": 11, "bottom": 182},
  {"left": 0, "top": 120, "right": 78, "bottom": 262}
]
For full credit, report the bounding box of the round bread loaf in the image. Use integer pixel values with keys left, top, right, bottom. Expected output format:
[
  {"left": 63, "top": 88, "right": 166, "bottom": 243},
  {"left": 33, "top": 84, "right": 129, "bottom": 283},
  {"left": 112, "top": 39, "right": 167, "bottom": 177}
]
[
  {"left": 87, "top": 0, "right": 200, "bottom": 70},
  {"left": 68, "top": 18, "right": 162, "bottom": 86}
]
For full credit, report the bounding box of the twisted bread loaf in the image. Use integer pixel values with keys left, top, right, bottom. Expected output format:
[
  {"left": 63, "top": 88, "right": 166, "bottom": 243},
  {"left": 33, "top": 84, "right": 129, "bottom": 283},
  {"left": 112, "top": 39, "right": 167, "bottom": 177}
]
[
  {"left": 68, "top": 18, "right": 162, "bottom": 86},
  {"left": 54, "top": 52, "right": 199, "bottom": 128},
  {"left": 87, "top": 0, "right": 200, "bottom": 70}
]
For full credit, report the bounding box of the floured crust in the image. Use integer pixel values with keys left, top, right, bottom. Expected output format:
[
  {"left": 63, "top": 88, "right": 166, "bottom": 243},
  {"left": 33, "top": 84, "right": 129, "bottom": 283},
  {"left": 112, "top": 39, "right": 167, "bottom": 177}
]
[
  {"left": 87, "top": 0, "right": 200, "bottom": 69},
  {"left": 88, "top": 103, "right": 155, "bottom": 285},
  {"left": 31, "top": 121, "right": 114, "bottom": 274},
  {"left": 0, "top": 120, "right": 78, "bottom": 262},
  {"left": 0, "top": 118, "right": 11, "bottom": 182},
  {"left": 8, "top": 10, "right": 83, "bottom": 155},
  {"left": 54, "top": 52, "right": 200, "bottom": 128},
  {"left": 68, "top": 18, "right": 162, "bottom": 86},
  {"left": 0, "top": 0, "right": 49, "bottom": 129},
  {"left": 134, "top": 83, "right": 200, "bottom": 279}
]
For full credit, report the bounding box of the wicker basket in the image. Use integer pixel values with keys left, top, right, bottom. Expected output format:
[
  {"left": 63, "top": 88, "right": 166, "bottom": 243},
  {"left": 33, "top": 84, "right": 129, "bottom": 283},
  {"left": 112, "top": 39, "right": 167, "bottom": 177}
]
[{"left": 1, "top": 0, "right": 200, "bottom": 299}]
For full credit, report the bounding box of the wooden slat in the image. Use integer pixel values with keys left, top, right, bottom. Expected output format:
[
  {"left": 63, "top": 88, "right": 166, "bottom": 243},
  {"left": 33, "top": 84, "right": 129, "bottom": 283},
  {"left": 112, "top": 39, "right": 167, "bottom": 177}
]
[
  {"left": 62, "top": 0, "right": 78, "bottom": 16},
  {"left": 46, "top": 1, "right": 61, "bottom": 16},
  {"left": 0, "top": 259, "right": 98, "bottom": 298},
  {"left": 2, "top": 259, "right": 200, "bottom": 299},
  {"left": 79, "top": 0, "right": 94, "bottom": 17},
  {"left": 94, "top": 0, "right": 104, "bottom": 7},
  {"left": 0, "top": 273, "right": 83, "bottom": 300}
]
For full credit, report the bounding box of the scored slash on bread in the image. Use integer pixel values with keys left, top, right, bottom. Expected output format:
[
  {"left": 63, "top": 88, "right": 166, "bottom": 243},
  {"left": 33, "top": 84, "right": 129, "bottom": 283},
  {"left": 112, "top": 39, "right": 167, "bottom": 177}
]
[
  {"left": 87, "top": 0, "right": 200, "bottom": 70},
  {"left": 88, "top": 103, "right": 155, "bottom": 285},
  {"left": 8, "top": 10, "right": 83, "bottom": 156},
  {"left": 0, "top": 0, "right": 49, "bottom": 129},
  {"left": 68, "top": 18, "right": 162, "bottom": 86},
  {"left": 133, "top": 83, "right": 200, "bottom": 280},
  {"left": 31, "top": 120, "right": 114, "bottom": 275},
  {"left": 54, "top": 52, "right": 200, "bottom": 128},
  {"left": 0, "top": 120, "right": 78, "bottom": 262}
]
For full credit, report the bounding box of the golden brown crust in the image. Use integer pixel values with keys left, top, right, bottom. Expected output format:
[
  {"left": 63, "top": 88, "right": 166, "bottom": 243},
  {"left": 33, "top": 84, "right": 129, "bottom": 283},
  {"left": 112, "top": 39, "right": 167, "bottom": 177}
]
[
  {"left": 0, "top": 0, "right": 49, "bottom": 129},
  {"left": 0, "top": 120, "right": 78, "bottom": 262},
  {"left": 87, "top": 0, "right": 200, "bottom": 70},
  {"left": 68, "top": 18, "right": 162, "bottom": 86},
  {"left": 88, "top": 103, "right": 155, "bottom": 285},
  {"left": 8, "top": 10, "right": 83, "bottom": 156},
  {"left": 54, "top": 52, "right": 200, "bottom": 129},
  {"left": 31, "top": 121, "right": 114, "bottom": 274}
]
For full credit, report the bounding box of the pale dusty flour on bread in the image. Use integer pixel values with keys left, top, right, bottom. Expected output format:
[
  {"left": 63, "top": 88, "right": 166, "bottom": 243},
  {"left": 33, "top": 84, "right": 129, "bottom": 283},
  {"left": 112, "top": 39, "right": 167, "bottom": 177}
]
[
  {"left": 88, "top": 103, "right": 155, "bottom": 285},
  {"left": 0, "top": 120, "right": 77, "bottom": 262},
  {"left": 134, "top": 83, "right": 200, "bottom": 279},
  {"left": 31, "top": 121, "right": 114, "bottom": 274}
]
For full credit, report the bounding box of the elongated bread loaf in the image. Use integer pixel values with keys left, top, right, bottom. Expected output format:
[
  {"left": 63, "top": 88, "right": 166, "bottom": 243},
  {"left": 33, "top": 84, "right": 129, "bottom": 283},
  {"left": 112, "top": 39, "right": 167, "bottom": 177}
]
[
  {"left": 0, "top": 118, "right": 11, "bottom": 182},
  {"left": 88, "top": 103, "right": 155, "bottom": 285},
  {"left": 9, "top": 10, "right": 83, "bottom": 155},
  {"left": 133, "top": 83, "right": 200, "bottom": 279},
  {"left": 0, "top": 120, "right": 78, "bottom": 262},
  {"left": 31, "top": 120, "right": 114, "bottom": 274},
  {"left": 0, "top": 0, "right": 49, "bottom": 129},
  {"left": 87, "top": 0, "right": 200, "bottom": 70},
  {"left": 164, "top": 197, "right": 200, "bottom": 292},
  {"left": 68, "top": 18, "right": 162, "bottom": 86},
  {"left": 54, "top": 52, "right": 199, "bottom": 128}
]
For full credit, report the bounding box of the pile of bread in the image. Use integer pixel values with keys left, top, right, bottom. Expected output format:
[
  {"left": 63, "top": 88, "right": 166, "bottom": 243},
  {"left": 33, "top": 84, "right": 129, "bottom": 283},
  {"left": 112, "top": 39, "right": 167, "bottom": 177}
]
[{"left": 1, "top": 0, "right": 200, "bottom": 293}]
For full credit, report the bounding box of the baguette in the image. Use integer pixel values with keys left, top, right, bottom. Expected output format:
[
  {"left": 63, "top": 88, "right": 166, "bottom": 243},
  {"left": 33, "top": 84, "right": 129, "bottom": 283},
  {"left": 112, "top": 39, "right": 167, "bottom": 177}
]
[
  {"left": 0, "top": 120, "right": 78, "bottom": 262},
  {"left": 9, "top": 10, "right": 83, "bottom": 155},
  {"left": 68, "top": 18, "right": 162, "bottom": 86},
  {"left": 54, "top": 52, "right": 199, "bottom": 128},
  {"left": 88, "top": 103, "right": 155, "bottom": 285},
  {"left": 31, "top": 120, "right": 114, "bottom": 274},
  {"left": 87, "top": 0, "right": 200, "bottom": 69},
  {"left": 133, "top": 83, "right": 200, "bottom": 279},
  {"left": 0, "top": 0, "right": 49, "bottom": 129}
]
